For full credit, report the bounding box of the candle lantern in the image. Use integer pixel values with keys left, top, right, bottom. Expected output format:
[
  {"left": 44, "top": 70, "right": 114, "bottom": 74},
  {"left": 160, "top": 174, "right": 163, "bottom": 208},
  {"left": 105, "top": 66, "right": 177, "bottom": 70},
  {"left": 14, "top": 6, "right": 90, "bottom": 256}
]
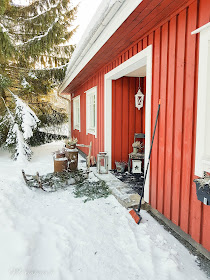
[
  {"left": 135, "top": 78, "right": 144, "bottom": 110},
  {"left": 97, "top": 152, "right": 108, "bottom": 174}
]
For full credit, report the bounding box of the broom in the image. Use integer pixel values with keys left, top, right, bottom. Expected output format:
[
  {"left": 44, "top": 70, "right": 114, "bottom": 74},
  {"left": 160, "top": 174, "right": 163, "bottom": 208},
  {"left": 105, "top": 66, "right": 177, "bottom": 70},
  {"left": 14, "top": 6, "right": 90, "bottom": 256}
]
[{"left": 129, "top": 99, "right": 161, "bottom": 224}]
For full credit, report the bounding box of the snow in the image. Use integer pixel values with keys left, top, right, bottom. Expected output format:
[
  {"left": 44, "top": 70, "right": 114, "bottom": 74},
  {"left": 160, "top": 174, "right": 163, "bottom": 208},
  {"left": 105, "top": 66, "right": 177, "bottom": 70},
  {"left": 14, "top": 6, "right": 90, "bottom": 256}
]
[
  {"left": 6, "top": 123, "right": 30, "bottom": 163},
  {"left": 12, "top": 92, "right": 39, "bottom": 140},
  {"left": 21, "top": 78, "right": 30, "bottom": 88},
  {"left": 0, "top": 141, "right": 208, "bottom": 280}
]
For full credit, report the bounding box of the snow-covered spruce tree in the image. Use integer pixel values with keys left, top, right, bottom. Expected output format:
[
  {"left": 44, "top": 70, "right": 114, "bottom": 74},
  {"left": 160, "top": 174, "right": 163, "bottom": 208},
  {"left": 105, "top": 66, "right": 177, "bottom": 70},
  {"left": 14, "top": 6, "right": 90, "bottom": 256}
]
[
  {"left": 1, "top": 91, "right": 40, "bottom": 161},
  {"left": 0, "top": 0, "right": 77, "bottom": 157}
]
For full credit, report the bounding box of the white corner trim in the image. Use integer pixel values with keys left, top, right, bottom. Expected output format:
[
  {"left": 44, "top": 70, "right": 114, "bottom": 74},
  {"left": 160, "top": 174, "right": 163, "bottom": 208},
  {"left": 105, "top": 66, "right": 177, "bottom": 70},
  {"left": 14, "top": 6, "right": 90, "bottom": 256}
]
[
  {"left": 195, "top": 24, "right": 210, "bottom": 177},
  {"left": 104, "top": 45, "right": 153, "bottom": 203},
  {"left": 191, "top": 22, "right": 210, "bottom": 35},
  {"left": 73, "top": 95, "right": 80, "bottom": 132},
  {"left": 59, "top": 0, "right": 143, "bottom": 94},
  {"left": 85, "top": 86, "right": 97, "bottom": 138}
]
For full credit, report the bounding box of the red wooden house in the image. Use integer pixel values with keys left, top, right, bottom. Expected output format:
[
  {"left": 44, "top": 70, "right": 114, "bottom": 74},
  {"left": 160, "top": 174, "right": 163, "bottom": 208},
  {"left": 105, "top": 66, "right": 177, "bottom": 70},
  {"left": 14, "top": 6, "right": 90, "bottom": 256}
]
[{"left": 59, "top": 0, "right": 210, "bottom": 252}]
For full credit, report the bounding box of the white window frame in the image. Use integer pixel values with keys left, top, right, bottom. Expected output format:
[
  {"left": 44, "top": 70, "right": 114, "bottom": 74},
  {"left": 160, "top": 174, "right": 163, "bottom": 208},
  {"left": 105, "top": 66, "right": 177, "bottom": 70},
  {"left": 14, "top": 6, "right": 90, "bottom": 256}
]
[
  {"left": 73, "top": 95, "right": 80, "bottom": 131},
  {"left": 192, "top": 23, "right": 210, "bottom": 177},
  {"left": 85, "top": 86, "right": 97, "bottom": 137}
]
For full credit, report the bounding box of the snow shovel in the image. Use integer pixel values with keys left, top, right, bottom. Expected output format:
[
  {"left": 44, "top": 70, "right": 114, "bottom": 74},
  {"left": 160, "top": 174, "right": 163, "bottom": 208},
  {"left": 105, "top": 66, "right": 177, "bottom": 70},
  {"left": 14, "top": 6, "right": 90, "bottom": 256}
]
[{"left": 129, "top": 100, "right": 161, "bottom": 224}]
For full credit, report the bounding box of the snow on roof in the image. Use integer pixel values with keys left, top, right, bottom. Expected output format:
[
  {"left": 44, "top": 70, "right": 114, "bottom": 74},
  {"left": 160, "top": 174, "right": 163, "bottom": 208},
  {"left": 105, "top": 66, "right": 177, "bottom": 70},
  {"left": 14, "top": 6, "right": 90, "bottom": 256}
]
[
  {"left": 59, "top": 0, "right": 143, "bottom": 93},
  {"left": 59, "top": 0, "right": 126, "bottom": 93},
  {"left": 65, "top": 0, "right": 124, "bottom": 77}
]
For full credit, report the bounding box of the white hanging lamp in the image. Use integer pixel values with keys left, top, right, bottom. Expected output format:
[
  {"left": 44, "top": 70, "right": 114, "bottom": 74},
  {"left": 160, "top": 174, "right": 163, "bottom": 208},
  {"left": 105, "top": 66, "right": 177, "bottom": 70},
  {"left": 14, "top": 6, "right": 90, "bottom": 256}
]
[{"left": 135, "top": 77, "right": 144, "bottom": 110}]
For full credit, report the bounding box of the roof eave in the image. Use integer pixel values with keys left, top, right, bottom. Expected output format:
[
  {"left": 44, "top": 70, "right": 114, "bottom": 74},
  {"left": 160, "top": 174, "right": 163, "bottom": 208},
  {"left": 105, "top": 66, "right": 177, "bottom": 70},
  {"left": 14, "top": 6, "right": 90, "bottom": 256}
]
[{"left": 59, "top": 0, "right": 143, "bottom": 94}]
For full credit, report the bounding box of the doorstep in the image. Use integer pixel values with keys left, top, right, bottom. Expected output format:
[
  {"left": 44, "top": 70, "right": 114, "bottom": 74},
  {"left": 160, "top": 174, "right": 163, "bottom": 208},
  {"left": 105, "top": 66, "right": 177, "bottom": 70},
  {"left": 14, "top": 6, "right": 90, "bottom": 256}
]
[{"left": 92, "top": 168, "right": 144, "bottom": 209}]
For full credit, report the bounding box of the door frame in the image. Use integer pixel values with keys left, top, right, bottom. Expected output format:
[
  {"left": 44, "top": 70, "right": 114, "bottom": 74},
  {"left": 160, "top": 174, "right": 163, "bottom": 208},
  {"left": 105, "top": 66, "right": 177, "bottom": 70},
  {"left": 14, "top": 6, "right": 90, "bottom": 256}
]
[{"left": 104, "top": 45, "right": 153, "bottom": 202}]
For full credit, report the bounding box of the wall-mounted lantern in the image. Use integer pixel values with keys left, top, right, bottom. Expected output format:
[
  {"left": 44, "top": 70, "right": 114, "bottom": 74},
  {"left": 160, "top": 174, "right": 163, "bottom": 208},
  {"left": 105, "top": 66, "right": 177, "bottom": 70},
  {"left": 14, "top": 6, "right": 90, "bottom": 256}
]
[{"left": 135, "top": 77, "right": 144, "bottom": 110}]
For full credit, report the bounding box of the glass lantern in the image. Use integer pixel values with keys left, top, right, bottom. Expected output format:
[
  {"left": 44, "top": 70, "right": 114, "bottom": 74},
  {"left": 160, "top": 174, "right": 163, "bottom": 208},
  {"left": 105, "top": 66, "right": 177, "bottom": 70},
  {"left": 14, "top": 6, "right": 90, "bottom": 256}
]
[
  {"left": 97, "top": 152, "right": 108, "bottom": 174},
  {"left": 135, "top": 88, "right": 144, "bottom": 110}
]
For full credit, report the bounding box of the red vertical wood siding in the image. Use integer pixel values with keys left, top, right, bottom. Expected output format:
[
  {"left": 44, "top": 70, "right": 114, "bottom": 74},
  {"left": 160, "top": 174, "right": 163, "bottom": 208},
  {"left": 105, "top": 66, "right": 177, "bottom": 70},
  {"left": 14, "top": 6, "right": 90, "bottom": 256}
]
[
  {"left": 112, "top": 77, "right": 146, "bottom": 164},
  {"left": 70, "top": 0, "right": 210, "bottom": 251}
]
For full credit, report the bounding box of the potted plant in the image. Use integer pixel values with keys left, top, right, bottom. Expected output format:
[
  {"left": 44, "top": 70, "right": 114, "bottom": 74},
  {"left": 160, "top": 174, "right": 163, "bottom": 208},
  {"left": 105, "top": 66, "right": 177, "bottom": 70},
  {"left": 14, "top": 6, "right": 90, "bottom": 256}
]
[
  {"left": 194, "top": 172, "right": 210, "bottom": 205},
  {"left": 132, "top": 141, "right": 144, "bottom": 154},
  {"left": 65, "top": 137, "right": 78, "bottom": 149},
  {"left": 115, "top": 161, "right": 127, "bottom": 173}
]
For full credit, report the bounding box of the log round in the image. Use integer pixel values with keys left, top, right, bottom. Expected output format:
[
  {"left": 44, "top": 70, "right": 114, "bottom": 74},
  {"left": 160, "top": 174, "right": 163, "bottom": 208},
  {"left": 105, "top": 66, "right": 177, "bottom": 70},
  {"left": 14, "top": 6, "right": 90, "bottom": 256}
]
[
  {"left": 65, "top": 148, "right": 78, "bottom": 171},
  {"left": 54, "top": 157, "right": 68, "bottom": 172}
]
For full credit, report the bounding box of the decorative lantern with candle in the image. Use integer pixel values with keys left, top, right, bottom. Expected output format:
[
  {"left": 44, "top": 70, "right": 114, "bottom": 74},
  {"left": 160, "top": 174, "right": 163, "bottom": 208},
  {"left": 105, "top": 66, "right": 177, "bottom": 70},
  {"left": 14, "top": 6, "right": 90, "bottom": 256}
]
[
  {"left": 97, "top": 152, "right": 108, "bottom": 174},
  {"left": 135, "top": 78, "right": 144, "bottom": 110}
]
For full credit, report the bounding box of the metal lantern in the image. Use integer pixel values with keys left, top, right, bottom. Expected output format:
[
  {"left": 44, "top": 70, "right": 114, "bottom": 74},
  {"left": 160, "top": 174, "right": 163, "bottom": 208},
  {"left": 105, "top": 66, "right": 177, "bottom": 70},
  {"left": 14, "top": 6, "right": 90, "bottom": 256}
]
[
  {"left": 135, "top": 78, "right": 144, "bottom": 110},
  {"left": 97, "top": 152, "right": 108, "bottom": 174}
]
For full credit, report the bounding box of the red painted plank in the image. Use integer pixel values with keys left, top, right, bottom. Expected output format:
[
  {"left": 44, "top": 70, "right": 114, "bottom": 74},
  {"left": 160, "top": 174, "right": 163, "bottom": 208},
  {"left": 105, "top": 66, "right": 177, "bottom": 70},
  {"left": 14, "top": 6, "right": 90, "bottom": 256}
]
[
  {"left": 157, "top": 23, "right": 168, "bottom": 214},
  {"left": 190, "top": 188, "right": 202, "bottom": 243},
  {"left": 128, "top": 78, "right": 136, "bottom": 153},
  {"left": 101, "top": 69, "right": 105, "bottom": 152},
  {"left": 141, "top": 78, "right": 145, "bottom": 133},
  {"left": 138, "top": 40, "right": 143, "bottom": 52},
  {"left": 125, "top": 51, "right": 129, "bottom": 61},
  {"left": 133, "top": 44, "right": 138, "bottom": 55},
  {"left": 143, "top": 37, "right": 148, "bottom": 49},
  {"left": 129, "top": 47, "right": 133, "bottom": 58},
  {"left": 122, "top": 77, "right": 129, "bottom": 161},
  {"left": 198, "top": 0, "right": 210, "bottom": 27},
  {"left": 98, "top": 72, "right": 102, "bottom": 153},
  {"left": 135, "top": 78, "right": 142, "bottom": 133},
  {"left": 148, "top": 33, "right": 154, "bottom": 204},
  {"left": 114, "top": 78, "right": 123, "bottom": 162},
  {"left": 130, "top": 0, "right": 189, "bottom": 43},
  {"left": 180, "top": 2, "right": 197, "bottom": 234},
  {"left": 201, "top": 206, "right": 210, "bottom": 251},
  {"left": 188, "top": 7, "right": 202, "bottom": 244},
  {"left": 150, "top": 28, "right": 161, "bottom": 209},
  {"left": 164, "top": 16, "right": 177, "bottom": 220},
  {"left": 112, "top": 80, "right": 116, "bottom": 168},
  {"left": 148, "top": 32, "right": 154, "bottom": 46},
  {"left": 171, "top": 10, "right": 187, "bottom": 226}
]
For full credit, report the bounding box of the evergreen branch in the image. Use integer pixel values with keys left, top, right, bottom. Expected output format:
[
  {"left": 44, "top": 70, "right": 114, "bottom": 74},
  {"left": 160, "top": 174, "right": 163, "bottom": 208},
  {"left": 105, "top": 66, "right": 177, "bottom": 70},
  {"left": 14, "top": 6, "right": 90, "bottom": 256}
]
[
  {"left": 24, "top": 1, "right": 59, "bottom": 21},
  {"left": 6, "top": 63, "right": 68, "bottom": 71},
  {"left": 34, "top": 63, "right": 68, "bottom": 71},
  {"left": 1, "top": 96, "right": 14, "bottom": 122},
  {"left": 0, "top": 22, "right": 7, "bottom": 33},
  {"left": 0, "top": 118, "right": 7, "bottom": 126},
  {"left": 16, "top": 18, "right": 58, "bottom": 46}
]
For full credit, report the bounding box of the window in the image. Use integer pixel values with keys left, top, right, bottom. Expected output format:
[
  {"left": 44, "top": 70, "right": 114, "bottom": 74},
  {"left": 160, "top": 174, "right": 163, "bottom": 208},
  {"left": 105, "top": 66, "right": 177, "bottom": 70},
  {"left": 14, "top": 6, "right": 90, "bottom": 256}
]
[
  {"left": 86, "top": 86, "right": 97, "bottom": 137},
  {"left": 73, "top": 96, "right": 80, "bottom": 131},
  {"left": 194, "top": 23, "right": 210, "bottom": 177}
]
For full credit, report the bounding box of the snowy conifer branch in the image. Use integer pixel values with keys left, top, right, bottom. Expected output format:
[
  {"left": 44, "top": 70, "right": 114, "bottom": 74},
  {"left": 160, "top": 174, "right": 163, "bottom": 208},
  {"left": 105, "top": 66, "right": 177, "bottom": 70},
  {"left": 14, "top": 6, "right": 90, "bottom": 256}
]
[
  {"left": 16, "top": 18, "right": 58, "bottom": 46},
  {"left": 1, "top": 97, "right": 14, "bottom": 122},
  {"left": 0, "top": 23, "right": 8, "bottom": 33},
  {"left": 24, "top": 2, "right": 59, "bottom": 21}
]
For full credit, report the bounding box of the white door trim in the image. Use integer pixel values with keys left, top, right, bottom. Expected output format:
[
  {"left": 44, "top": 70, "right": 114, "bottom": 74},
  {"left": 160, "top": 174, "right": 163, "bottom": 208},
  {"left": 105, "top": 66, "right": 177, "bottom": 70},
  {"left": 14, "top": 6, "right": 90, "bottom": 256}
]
[{"left": 104, "top": 45, "right": 153, "bottom": 202}]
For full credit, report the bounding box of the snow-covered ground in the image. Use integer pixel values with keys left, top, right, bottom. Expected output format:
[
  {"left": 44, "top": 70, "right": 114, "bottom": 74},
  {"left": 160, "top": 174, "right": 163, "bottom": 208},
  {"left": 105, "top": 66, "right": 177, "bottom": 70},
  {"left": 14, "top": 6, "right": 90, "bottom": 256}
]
[{"left": 0, "top": 142, "right": 208, "bottom": 280}]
